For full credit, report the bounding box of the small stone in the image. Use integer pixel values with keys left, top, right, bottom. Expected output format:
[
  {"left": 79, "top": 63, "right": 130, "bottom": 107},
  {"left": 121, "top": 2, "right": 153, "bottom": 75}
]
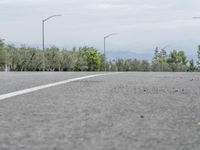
[
  {"left": 174, "top": 89, "right": 179, "bottom": 93},
  {"left": 140, "top": 115, "right": 144, "bottom": 118}
]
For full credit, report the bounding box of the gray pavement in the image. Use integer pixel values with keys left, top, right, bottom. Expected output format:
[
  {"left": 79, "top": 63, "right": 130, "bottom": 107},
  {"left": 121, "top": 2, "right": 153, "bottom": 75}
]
[
  {"left": 0, "top": 72, "right": 200, "bottom": 150},
  {"left": 0, "top": 72, "right": 99, "bottom": 94}
]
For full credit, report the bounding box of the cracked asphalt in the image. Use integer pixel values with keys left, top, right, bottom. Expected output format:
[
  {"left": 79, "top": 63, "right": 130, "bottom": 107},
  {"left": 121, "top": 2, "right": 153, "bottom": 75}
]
[{"left": 0, "top": 72, "right": 200, "bottom": 150}]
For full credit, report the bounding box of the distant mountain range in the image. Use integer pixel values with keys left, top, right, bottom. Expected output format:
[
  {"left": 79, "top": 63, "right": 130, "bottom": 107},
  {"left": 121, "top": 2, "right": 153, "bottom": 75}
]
[
  {"left": 107, "top": 51, "right": 153, "bottom": 61},
  {"left": 107, "top": 51, "right": 197, "bottom": 62}
]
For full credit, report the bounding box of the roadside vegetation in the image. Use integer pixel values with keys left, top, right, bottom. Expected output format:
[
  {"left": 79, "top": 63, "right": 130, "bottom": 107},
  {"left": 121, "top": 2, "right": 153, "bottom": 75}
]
[{"left": 0, "top": 38, "right": 200, "bottom": 72}]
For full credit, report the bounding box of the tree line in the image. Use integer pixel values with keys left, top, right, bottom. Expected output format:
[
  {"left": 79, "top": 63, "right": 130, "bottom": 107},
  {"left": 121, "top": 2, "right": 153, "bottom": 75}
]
[{"left": 0, "top": 38, "right": 200, "bottom": 72}]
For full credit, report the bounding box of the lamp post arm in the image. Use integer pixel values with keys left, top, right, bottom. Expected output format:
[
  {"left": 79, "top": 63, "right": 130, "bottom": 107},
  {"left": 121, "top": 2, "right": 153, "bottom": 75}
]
[
  {"left": 104, "top": 33, "right": 119, "bottom": 39},
  {"left": 192, "top": 17, "right": 200, "bottom": 19},
  {"left": 43, "top": 14, "right": 62, "bottom": 22}
]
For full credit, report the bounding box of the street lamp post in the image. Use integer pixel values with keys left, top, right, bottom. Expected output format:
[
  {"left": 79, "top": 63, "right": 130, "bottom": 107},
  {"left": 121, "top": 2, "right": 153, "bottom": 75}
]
[
  {"left": 42, "top": 14, "right": 62, "bottom": 72},
  {"left": 103, "top": 33, "right": 118, "bottom": 71}
]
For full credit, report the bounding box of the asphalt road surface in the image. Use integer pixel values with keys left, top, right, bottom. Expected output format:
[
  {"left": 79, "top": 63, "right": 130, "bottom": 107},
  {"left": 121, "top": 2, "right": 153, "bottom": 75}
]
[{"left": 0, "top": 72, "right": 200, "bottom": 150}]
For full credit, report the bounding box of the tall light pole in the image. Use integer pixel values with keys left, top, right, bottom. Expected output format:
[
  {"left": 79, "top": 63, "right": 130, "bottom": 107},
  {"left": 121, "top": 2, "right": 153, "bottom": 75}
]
[
  {"left": 104, "top": 33, "right": 118, "bottom": 71},
  {"left": 42, "top": 14, "right": 62, "bottom": 72}
]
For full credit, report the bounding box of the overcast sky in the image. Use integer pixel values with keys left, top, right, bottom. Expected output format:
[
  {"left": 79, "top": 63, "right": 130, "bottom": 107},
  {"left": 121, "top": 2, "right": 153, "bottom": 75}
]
[{"left": 1, "top": 0, "right": 200, "bottom": 55}]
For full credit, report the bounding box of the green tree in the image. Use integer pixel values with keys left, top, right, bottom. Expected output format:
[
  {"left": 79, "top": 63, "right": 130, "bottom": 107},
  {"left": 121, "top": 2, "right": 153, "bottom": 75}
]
[
  {"left": 79, "top": 47, "right": 101, "bottom": 71},
  {"left": 25, "top": 48, "right": 43, "bottom": 71},
  {"left": 108, "top": 60, "right": 117, "bottom": 71},
  {"left": 100, "top": 54, "right": 106, "bottom": 71},
  {"left": 0, "top": 39, "right": 6, "bottom": 70},
  {"left": 61, "top": 50, "right": 79, "bottom": 71},
  {"left": 152, "top": 47, "right": 168, "bottom": 72},
  {"left": 153, "top": 47, "right": 159, "bottom": 62},
  {"left": 167, "top": 50, "right": 187, "bottom": 65},
  {"left": 167, "top": 50, "right": 188, "bottom": 72},
  {"left": 124, "top": 59, "right": 132, "bottom": 71},
  {"left": 6, "top": 44, "right": 17, "bottom": 71},
  {"left": 140, "top": 60, "right": 150, "bottom": 71},
  {"left": 74, "top": 48, "right": 88, "bottom": 71},
  {"left": 115, "top": 59, "right": 125, "bottom": 71},
  {"left": 188, "top": 59, "right": 196, "bottom": 72},
  {"left": 130, "top": 59, "right": 141, "bottom": 71},
  {"left": 45, "top": 47, "right": 61, "bottom": 71},
  {"left": 197, "top": 45, "right": 200, "bottom": 70}
]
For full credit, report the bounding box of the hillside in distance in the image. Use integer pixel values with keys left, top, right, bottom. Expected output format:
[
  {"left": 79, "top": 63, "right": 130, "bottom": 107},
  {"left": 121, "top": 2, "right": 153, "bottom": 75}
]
[
  {"left": 107, "top": 51, "right": 197, "bottom": 62},
  {"left": 107, "top": 51, "right": 153, "bottom": 61}
]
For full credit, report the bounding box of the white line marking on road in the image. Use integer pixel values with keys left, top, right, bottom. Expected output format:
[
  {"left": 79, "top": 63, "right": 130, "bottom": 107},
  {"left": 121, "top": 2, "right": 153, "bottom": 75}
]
[{"left": 0, "top": 73, "right": 110, "bottom": 101}]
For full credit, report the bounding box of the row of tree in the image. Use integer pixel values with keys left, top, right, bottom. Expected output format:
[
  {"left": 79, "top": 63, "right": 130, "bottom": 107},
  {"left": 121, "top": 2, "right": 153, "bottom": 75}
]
[
  {"left": 151, "top": 47, "right": 198, "bottom": 72},
  {"left": 0, "top": 39, "right": 101, "bottom": 71},
  {"left": 0, "top": 38, "right": 200, "bottom": 72}
]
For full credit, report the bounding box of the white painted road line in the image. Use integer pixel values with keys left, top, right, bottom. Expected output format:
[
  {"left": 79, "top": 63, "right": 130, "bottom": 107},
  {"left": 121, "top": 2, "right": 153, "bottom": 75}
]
[{"left": 0, "top": 74, "right": 109, "bottom": 101}]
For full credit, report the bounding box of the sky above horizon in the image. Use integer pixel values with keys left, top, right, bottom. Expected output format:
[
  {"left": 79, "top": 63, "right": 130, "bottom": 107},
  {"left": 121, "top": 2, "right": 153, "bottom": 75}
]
[{"left": 1, "top": 0, "right": 200, "bottom": 55}]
